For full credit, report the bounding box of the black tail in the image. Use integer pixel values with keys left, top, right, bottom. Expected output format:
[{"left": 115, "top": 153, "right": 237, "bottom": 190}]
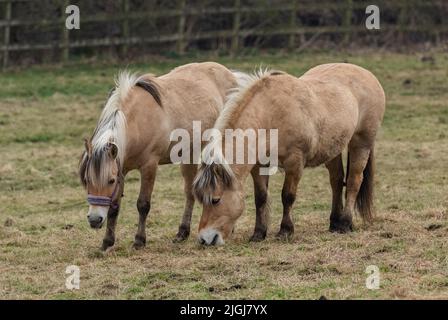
[
  {"left": 356, "top": 149, "right": 375, "bottom": 223},
  {"left": 345, "top": 152, "right": 350, "bottom": 200}
]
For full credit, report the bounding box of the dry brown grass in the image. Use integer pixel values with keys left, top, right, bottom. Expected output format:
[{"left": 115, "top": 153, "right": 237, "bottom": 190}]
[{"left": 0, "top": 52, "right": 447, "bottom": 299}]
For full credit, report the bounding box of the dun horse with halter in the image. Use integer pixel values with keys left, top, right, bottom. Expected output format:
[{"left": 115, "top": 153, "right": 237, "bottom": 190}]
[
  {"left": 79, "top": 62, "right": 237, "bottom": 250},
  {"left": 193, "top": 63, "right": 386, "bottom": 245}
]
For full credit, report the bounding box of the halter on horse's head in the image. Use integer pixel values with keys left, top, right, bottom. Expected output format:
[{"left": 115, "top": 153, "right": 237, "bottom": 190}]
[
  {"left": 86, "top": 159, "right": 122, "bottom": 210},
  {"left": 80, "top": 138, "right": 124, "bottom": 228}
]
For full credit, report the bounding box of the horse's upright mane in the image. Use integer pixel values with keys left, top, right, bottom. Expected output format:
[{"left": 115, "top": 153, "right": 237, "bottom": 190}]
[
  {"left": 80, "top": 70, "right": 162, "bottom": 188},
  {"left": 214, "top": 68, "right": 284, "bottom": 132}
]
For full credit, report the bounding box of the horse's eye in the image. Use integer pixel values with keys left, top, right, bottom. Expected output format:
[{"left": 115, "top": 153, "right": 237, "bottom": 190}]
[
  {"left": 211, "top": 198, "right": 221, "bottom": 205},
  {"left": 108, "top": 178, "right": 116, "bottom": 185}
]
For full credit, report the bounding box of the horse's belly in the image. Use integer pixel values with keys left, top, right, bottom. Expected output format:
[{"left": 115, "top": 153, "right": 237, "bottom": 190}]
[{"left": 305, "top": 126, "right": 354, "bottom": 167}]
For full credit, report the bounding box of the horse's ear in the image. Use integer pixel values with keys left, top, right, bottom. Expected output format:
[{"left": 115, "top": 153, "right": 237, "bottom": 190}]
[
  {"left": 84, "top": 138, "right": 92, "bottom": 154},
  {"left": 107, "top": 142, "right": 118, "bottom": 159}
]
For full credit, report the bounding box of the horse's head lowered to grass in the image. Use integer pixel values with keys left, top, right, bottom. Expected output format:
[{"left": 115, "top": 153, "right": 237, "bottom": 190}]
[
  {"left": 193, "top": 159, "right": 245, "bottom": 245},
  {"left": 192, "top": 68, "right": 282, "bottom": 245}
]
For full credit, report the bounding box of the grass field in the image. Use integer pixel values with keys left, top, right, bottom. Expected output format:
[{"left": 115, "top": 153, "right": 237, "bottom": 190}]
[{"left": 0, "top": 51, "right": 447, "bottom": 299}]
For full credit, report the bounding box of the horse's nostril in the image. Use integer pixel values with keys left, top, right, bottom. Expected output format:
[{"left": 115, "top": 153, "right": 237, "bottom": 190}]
[
  {"left": 98, "top": 217, "right": 103, "bottom": 223},
  {"left": 199, "top": 237, "right": 206, "bottom": 245},
  {"left": 211, "top": 234, "right": 219, "bottom": 246}
]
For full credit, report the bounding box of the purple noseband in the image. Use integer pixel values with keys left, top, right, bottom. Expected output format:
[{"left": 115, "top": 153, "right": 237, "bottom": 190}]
[
  {"left": 85, "top": 158, "right": 122, "bottom": 210},
  {"left": 87, "top": 179, "right": 120, "bottom": 210}
]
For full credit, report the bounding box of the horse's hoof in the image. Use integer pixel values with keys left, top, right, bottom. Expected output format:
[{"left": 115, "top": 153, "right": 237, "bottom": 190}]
[
  {"left": 132, "top": 241, "right": 146, "bottom": 250},
  {"left": 275, "top": 230, "right": 294, "bottom": 241},
  {"left": 172, "top": 234, "right": 188, "bottom": 243},
  {"left": 133, "top": 235, "right": 146, "bottom": 249},
  {"left": 173, "top": 227, "right": 190, "bottom": 243},
  {"left": 101, "top": 239, "right": 114, "bottom": 251},
  {"left": 249, "top": 232, "right": 266, "bottom": 242},
  {"left": 276, "top": 223, "right": 294, "bottom": 240},
  {"left": 329, "top": 219, "right": 353, "bottom": 233}
]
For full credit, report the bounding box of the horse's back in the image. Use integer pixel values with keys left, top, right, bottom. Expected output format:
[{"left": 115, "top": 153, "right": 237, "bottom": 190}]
[
  {"left": 161, "top": 62, "right": 236, "bottom": 94},
  {"left": 252, "top": 64, "right": 385, "bottom": 166},
  {"left": 301, "top": 63, "right": 385, "bottom": 144},
  {"left": 158, "top": 62, "right": 238, "bottom": 162},
  {"left": 158, "top": 62, "right": 236, "bottom": 117},
  {"left": 302, "top": 63, "right": 386, "bottom": 122}
]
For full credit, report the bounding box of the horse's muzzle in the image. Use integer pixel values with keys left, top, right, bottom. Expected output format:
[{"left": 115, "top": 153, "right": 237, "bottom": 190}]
[
  {"left": 87, "top": 206, "right": 108, "bottom": 229},
  {"left": 88, "top": 215, "right": 104, "bottom": 229},
  {"left": 198, "top": 228, "right": 224, "bottom": 246}
]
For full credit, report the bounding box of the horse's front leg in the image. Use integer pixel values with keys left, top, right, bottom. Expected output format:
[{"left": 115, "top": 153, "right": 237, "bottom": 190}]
[
  {"left": 101, "top": 181, "right": 125, "bottom": 251},
  {"left": 249, "top": 166, "right": 270, "bottom": 242},
  {"left": 173, "top": 163, "right": 197, "bottom": 242},
  {"left": 134, "top": 162, "right": 158, "bottom": 249},
  {"left": 277, "top": 158, "right": 304, "bottom": 240}
]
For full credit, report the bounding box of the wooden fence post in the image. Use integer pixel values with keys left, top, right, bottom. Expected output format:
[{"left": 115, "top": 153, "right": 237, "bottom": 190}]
[
  {"left": 2, "top": 0, "right": 12, "bottom": 69},
  {"left": 61, "top": 0, "right": 70, "bottom": 63},
  {"left": 121, "top": 0, "right": 130, "bottom": 56},
  {"left": 343, "top": 0, "right": 353, "bottom": 45},
  {"left": 398, "top": 1, "right": 408, "bottom": 44},
  {"left": 177, "top": 0, "right": 186, "bottom": 55},
  {"left": 288, "top": 0, "right": 297, "bottom": 50},
  {"left": 231, "top": 0, "right": 241, "bottom": 56}
]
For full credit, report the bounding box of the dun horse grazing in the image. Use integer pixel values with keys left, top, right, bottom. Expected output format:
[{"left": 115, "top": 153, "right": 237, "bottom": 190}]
[
  {"left": 193, "top": 63, "right": 386, "bottom": 245},
  {"left": 79, "top": 62, "right": 237, "bottom": 250}
]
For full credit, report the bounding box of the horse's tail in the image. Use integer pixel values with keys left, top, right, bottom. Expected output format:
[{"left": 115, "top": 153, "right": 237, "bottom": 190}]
[{"left": 355, "top": 148, "right": 375, "bottom": 223}]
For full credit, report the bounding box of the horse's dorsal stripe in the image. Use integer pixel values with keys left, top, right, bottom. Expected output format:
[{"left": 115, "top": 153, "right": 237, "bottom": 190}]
[{"left": 136, "top": 79, "right": 163, "bottom": 107}]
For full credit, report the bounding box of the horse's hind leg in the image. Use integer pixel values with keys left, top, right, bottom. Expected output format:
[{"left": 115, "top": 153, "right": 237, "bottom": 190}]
[
  {"left": 134, "top": 162, "right": 157, "bottom": 249},
  {"left": 173, "top": 163, "right": 197, "bottom": 242},
  {"left": 249, "top": 166, "right": 270, "bottom": 242},
  {"left": 325, "top": 154, "right": 347, "bottom": 232},
  {"left": 333, "top": 145, "right": 372, "bottom": 233}
]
